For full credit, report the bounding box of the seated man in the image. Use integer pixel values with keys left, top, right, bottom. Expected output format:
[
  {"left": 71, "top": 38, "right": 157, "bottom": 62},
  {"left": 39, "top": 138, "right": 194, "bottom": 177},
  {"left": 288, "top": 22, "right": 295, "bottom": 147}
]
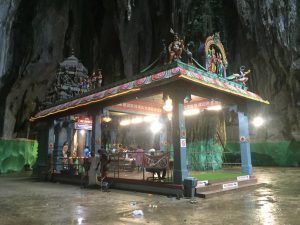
[
  {"left": 135, "top": 146, "right": 144, "bottom": 171},
  {"left": 98, "top": 149, "right": 111, "bottom": 180},
  {"left": 144, "top": 152, "right": 169, "bottom": 180}
]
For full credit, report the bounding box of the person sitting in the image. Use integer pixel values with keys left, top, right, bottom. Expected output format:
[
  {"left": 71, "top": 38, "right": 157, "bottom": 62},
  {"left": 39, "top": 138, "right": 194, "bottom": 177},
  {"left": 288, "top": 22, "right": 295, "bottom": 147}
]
[
  {"left": 97, "top": 149, "right": 111, "bottom": 180},
  {"left": 148, "top": 148, "right": 155, "bottom": 156},
  {"left": 87, "top": 151, "right": 100, "bottom": 186},
  {"left": 111, "top": 144, "right": 117, "bottom": 154},
  {"left": 135, "top": 146, "right": 144, "bottom": 171},
  {"left": 83, "top": 146, "right": 90, "bottom": 158}
]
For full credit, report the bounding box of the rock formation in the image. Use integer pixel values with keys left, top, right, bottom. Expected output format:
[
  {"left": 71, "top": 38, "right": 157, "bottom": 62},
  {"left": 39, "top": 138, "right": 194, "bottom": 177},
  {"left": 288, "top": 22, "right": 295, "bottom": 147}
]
[{"left": 0, "top": 0, "right": 299, "bottom": 144}]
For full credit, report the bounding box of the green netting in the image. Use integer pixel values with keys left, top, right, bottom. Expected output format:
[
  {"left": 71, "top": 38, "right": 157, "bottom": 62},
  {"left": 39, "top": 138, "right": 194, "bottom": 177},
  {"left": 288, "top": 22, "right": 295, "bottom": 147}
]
[
  {"left": 0, "top": 138, "right": 38, "bottom": 173},
  {"left": 225, "top": 141, "right": 300, "bottom": 166},
  {"left": 185, "top": 111, "right": 225, "bottom": 171},
  {"left": 187, "top": 140, "right": 223, "bottom": 171}
]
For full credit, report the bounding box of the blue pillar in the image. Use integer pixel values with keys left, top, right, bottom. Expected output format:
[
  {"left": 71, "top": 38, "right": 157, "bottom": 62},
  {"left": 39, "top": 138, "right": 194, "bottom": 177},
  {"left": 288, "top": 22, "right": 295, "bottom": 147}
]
[
  {"left": 171, "top": 95, "right": 188, "bottom": 184},
  {"left": 91, "top": 111, "right": 102, "bottom": 154},
  {"left": 238, "top": 111, "right": 252, "bottom": 175},
  {"left": 66, "top": 119, "right": 73, "bottom": 156}
]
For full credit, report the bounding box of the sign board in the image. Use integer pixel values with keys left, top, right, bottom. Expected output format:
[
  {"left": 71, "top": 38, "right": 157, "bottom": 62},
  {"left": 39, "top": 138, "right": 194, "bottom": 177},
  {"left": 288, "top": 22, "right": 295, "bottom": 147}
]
[
  {"left": 237, "top": 175, "right": 250, "bottom": 181},
  {"left": 180, "top": 139, "right": 186, "bottom": 148},
  {"left": 196, "top": 180, "right": 208, "bottom": 188},
  {"left": 222, "top": 182, "right": 238, "bottom": 190},
  {"left": 75, "top": 117, "right": 92, "bottom": 130},
  {"left": 75, "top": 123, "right": 92, "bottom": 130}
]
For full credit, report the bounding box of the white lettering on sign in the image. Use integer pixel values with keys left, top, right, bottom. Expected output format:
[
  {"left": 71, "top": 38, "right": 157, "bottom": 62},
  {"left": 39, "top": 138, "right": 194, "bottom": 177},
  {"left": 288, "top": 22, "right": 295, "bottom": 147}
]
[
  {"left": 180, "top": 139, "right": 186, "bottom": 148},
  {"left": 237, "top": 175, "right": 250, "bottom": 181},
  {"left": 196, "top": 180, "right": 208, "bottom": 188},
  {"left": 222, "top": 182, "right": 238, "bottom": 190}
]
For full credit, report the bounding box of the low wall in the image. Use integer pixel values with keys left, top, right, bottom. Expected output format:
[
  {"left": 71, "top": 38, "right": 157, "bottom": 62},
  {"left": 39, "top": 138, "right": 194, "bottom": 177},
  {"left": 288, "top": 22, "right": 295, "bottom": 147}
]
[{"left": 0, "top": 138, "right": 38, "bottom": 173}]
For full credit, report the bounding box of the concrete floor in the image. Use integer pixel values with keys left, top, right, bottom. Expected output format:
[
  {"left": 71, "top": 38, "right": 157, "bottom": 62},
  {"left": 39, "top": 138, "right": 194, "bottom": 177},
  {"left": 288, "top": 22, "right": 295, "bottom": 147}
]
[{"left": 0, "top": 167, "right": 299, "bottom": 225}]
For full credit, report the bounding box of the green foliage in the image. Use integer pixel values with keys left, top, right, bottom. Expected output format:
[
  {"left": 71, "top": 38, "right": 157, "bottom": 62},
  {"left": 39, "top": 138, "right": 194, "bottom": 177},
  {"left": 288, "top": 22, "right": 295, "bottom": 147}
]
[{"left": 0, "top": 139, "right": 38, "bottom": 173}]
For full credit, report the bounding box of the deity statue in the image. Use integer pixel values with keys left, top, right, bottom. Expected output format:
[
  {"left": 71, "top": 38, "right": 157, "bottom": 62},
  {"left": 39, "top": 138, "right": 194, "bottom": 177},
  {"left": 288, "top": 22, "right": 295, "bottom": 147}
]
[
  {"left": 216, "top": 53, "right": 224, "bottom": 77},
  {"left": 168, "top": 33, "right": 184, "bottom": 63},
  {"left": 96, "top": 69, "right": 103, "bottom": 88},
  {"left": 207, "top": 47, "right": 217, "bottom": 73},
  {"left": 227, "top": 66, "right": 251, "bottom": 87}
]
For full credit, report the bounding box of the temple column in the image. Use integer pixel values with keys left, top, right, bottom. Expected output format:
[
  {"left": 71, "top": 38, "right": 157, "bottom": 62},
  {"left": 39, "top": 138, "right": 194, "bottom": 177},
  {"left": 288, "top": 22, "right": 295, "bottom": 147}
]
[
  {"left": 34, "top": 121, "right": 53, "bottom": 180},
  {"left": 91, "top": 110, "right": 102, "bottom": 154},
  {"left": 66, "top": 118, "right": 74, "bottom": 156},
  {"left": 159, "top": 115, "right": 168, "bottom": 152},
  {"left": 53, "top": 121, "right": 62, "bottom": 172},
  {"left": 110, "top": 130, "right": 116, "bottom": 146},
  {"left": 48, "top": 124, "right": 55, "bottom": 173},
  {"left": 238, "top": 110, "right": 252, "bottom": 175},
  {"left": 170, "top": 93, "right": 188, "bottom": 184}
]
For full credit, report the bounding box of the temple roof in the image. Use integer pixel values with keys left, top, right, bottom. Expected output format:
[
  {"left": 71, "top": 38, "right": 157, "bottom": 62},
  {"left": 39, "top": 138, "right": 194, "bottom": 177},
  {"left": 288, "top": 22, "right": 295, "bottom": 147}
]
[
  {"left": 30, "top": 61, "right": 269, "bottom": 122},
  {"left": 59, "top": 52, "right": 88, "bottom": 74}
]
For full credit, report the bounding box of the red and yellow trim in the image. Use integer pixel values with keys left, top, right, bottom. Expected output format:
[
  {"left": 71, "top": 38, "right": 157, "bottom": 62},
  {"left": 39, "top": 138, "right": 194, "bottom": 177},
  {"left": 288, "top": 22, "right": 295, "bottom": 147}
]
[{"left": 30, "top": 88, "right": 141, "bottom": 122}]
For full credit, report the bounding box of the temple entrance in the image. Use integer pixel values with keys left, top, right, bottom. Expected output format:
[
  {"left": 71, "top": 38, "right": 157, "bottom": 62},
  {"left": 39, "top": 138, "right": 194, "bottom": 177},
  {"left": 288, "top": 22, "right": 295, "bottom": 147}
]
[{"left": 33, "top": 32, "right": 268, "bottom": 195}]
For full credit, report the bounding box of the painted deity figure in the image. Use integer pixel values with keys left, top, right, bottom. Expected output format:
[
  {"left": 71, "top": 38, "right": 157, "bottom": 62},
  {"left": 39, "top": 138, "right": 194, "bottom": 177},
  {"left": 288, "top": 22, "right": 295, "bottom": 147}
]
[
  {"left": 207, "top": 47, "right": 217, "bottom": 73},
  {"left": 168, "top": 33, "right": 184, "bottom": 63},
  {"left": 227, "top": 66, "right": 251, "bottom": 87},
  {"left": 216, "top": 53, "right": 224, "bottom": 77},
  {"left": 237, "top": 67, "right": 250, "bottom": 86},
  {"left": 97, "top": 69, "right": 103, "bottom": 88}
]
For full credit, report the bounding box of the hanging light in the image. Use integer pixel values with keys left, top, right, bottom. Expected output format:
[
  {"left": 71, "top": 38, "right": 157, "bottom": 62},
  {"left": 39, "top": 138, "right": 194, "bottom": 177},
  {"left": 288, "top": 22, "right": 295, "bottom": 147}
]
[
  {"left": 102, "top": 116, "right": 112, "bottom": 123},
  {"left": 252, "top": 116, "right": 264, "bottom": 127},
  {"left": 150, "top": 122, "right": 162, "bottom": 133},
  {"left": 102, "top": 109, "right": 112, "bottom": 123},
  {"left": 206, "top": 105, "right": 222, "bottom": 111},
  {"left": 120, "top": 119, "right": 131, "bottom": 126},
  {"left": 131, "top": 117, "right": 143, "bottom": 124},
  {"left": 163, "top": 97, "right": 173, "bottom": 112},
  {"left": 143, "top": 115, "right": 157, "bottom": 122},
  {"left": 184, "top": 108, "right": 200, "bottom": 116}
]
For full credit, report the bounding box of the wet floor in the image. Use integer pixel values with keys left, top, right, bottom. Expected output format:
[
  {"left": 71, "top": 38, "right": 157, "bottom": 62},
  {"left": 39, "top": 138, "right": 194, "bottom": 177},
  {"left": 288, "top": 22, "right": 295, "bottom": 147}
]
[{"left": 0, "top": 167, "right": 299, "bottom": 225}]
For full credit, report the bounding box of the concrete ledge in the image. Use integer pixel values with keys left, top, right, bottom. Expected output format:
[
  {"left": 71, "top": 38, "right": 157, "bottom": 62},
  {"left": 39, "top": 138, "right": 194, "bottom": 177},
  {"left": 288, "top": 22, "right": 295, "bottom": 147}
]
[
  {"left": 51, "top": 174, "right": 183, "bottom": 196},
  {"left": 197, "top": 182, "right": 264, "bottom": 198}
]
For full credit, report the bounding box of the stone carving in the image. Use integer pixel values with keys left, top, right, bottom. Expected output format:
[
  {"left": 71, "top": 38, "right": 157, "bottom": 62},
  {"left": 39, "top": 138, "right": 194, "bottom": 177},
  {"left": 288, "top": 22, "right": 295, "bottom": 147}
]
[
  {"left": 168, "top": 32, "right": 185, "bottom": 63},
  {"left": 41, "top": 50, "right": 103, "bottom": 109}
]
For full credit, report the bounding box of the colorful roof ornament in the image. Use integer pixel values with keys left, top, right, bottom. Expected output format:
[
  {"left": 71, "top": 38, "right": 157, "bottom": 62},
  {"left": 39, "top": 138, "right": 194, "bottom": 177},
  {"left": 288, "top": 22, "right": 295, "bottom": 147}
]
[{"left": 205, "top": 32, "right": 228, "bottom": 78}]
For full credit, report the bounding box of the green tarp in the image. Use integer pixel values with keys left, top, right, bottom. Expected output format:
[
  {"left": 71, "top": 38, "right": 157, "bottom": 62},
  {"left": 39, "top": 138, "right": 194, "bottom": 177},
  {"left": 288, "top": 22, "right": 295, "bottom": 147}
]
[
  {"left": 0, "top": 139, "right": 38, "bottom": 173},
  {"left": 225, "top": 141, "right": 300, "bottom": 166},
  {"left": 186, "top": 140, "right": 223, "bottom": 171}
]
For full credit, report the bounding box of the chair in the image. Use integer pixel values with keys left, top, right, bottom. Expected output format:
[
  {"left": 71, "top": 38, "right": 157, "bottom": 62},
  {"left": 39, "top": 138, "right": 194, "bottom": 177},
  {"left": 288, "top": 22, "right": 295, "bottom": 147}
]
[{"left": 143, "top": 152, "right": 170, "bottom": 181}]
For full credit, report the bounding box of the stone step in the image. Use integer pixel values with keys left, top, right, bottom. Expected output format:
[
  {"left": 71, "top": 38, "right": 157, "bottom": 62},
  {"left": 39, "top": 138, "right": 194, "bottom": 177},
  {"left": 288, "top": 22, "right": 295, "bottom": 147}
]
[
  {"left": 196, "top": 177, "right": 257, "bottom": 192},
  {"left": 196, "top": 181, "right": 263, "bottom": 199}
]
